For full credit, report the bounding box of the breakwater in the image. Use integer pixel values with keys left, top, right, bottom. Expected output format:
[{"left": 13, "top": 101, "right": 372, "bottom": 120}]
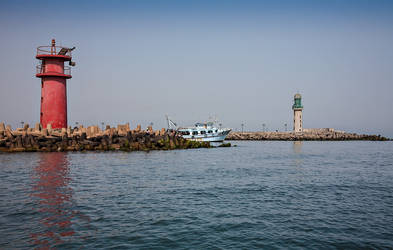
[
  {"left": 0, "top": 122, "right": 210, "bottom": 153},
  {"left": 227, "top": 129, "right": 389, "bottom": 141}
]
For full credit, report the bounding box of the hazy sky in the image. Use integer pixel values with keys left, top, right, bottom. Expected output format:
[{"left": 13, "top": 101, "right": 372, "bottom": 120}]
[{"left": 0, "top": 0, "right": 392, "bottom": 136}]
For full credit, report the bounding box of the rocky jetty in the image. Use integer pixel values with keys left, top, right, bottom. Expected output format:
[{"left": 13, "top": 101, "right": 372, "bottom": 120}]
[
  {"left": 227, "top": 129, "right": 390, "bottom": 141},
  {"left": 0, "top": 122, "right": 211, "bottom": 153}
]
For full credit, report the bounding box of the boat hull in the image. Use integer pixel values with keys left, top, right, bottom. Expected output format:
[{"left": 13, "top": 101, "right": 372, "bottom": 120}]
[{"left": 187, "top": 134, "right": 228, "bottom": 142}]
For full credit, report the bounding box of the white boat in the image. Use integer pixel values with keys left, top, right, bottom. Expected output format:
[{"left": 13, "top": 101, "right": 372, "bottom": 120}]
[{"left": 166, "top": 116, "right": 231, "bottom": 142}]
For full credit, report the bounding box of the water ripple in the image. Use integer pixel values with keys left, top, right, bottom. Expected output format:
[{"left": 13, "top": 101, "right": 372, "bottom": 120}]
[{"left": 0, "top": 141, "right": 393, "bottom": 248}]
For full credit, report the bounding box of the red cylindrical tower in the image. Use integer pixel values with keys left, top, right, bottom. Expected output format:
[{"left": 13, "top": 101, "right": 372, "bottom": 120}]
[{"left": 36, "top": 39, "right": 75, "bottom": 129}]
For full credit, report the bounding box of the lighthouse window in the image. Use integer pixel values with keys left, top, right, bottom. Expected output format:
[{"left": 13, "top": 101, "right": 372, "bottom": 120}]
[
  {"left": 192, "top": 131, "right": 198, "bottom": 135},
  {"left": 201, "top": 131, "right": 206, "bottom": 135}
]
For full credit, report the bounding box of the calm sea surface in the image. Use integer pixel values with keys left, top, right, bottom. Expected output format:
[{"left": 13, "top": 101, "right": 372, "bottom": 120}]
[{"left": 1, "top": 141, "right": 393, "bottom": 249}]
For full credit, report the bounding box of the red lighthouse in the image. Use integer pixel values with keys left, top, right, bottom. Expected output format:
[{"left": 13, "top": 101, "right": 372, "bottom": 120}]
[{"left": 36, "top": 39, "right": 75, "bottom": 129}]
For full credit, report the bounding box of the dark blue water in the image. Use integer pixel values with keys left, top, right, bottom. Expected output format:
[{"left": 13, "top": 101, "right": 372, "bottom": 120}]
[{"left": 1, "top": 141, "right": 393, "bottom": 249}]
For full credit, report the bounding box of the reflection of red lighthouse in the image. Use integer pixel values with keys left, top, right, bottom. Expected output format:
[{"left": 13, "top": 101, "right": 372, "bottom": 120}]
[
  {"left": 36, "top": 39, "right": 75, "bottom": 129},
  {"left": 30, "top": 153, "right": 92, "bottom": 248},
  {"left": 31, "top": 152, "right": 74, "bottom": 247}
]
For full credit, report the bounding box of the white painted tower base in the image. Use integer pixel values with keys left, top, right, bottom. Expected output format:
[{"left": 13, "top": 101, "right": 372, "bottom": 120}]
[{"left": 293, "top": 109, "right": 303, "bottom": 132}]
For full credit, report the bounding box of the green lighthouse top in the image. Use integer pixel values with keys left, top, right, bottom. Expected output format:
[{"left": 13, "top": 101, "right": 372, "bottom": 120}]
[{"left": 292, "top": 93, "right": 303, "bottom": 110}]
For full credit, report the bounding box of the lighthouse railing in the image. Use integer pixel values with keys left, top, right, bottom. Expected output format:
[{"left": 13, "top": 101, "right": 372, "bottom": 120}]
[
  {"left": 36, "top": 65, "right": 71, "bottom": 76},
  {"left": 37, "top": 46, "right": 72, "bottom": 57}
]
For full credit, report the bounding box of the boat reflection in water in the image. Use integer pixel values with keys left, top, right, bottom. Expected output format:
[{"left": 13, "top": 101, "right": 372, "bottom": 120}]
[{"left": 30, "top": 153, "right": 77, "bottom": 248}]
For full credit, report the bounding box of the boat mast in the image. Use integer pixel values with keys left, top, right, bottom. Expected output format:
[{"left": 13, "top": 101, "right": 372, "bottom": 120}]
[
  {"left": 165, "top": 115, "right": 178, "bottom": 131},
  {"left": 166, "top": 114, "right": 170, "bottom": 130}
]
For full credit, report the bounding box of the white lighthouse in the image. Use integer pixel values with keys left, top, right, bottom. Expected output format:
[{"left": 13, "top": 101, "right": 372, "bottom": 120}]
[{"left": 292, "top": 93, "right": 303, "bottom": 132}]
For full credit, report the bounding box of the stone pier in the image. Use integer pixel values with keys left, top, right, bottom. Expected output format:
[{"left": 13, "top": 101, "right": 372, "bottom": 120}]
[
  {"left": 227, "top": 129, "right": 390, "bottom": 141},
  {"left": 0, "top": 122, "right": 211, "bottom": 152}
]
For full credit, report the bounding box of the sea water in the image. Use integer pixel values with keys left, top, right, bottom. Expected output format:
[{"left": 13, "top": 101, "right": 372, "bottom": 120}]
[{"left": 0, "top": 141, "right": 392, "bottom": 249}]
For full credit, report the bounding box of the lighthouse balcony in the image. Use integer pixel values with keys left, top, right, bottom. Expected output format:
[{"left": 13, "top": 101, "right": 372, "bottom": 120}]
[
  {"left": 36, "top": 46, "right": 72, "bottom": 60},
  {"left": 292, "top": 104, "right": 303, "bottom": 110},
  {"left": 36, "top": 65, "right": 72, "bottom": 78}
]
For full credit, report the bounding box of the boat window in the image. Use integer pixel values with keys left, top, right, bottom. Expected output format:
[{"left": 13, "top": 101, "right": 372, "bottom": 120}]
[
  {"left": 192, "top": 131, "right": 198, "bottom": 135},
  {"left": 181, "top": 131, "right": 190, "bottom": 135},
  {"left": 201, "top": 130, "right": 206, "bottom": 134},
  {"left": 215, "top": 130, "right": 218, "bottom": 133},
  {"left": 208, "top": 130, "right": 212, "bottom": 133}
]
